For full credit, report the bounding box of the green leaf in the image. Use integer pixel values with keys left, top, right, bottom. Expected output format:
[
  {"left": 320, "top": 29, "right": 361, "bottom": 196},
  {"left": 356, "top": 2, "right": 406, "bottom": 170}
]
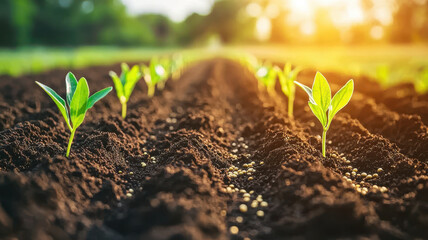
[
  {"left": 294, "top": 81, "right": 315, "bottom": 104},
  {"left": 277, "top": 69, "right": 290, "bottom": 96},
  {"left": 69, "top": 78, "right": 89, "bottom": 129},
  {"left": 65, "top": 72, "right": 78, "bottom": 105},
  {"left": 120, "top": 63, "right": 129, "bottom": 85},
  {"left": 124, "top": 65, "right": 142, "bottom": 100},
  {"left": 312, "top": 72, "right": 331, "bottom": 112},
  {"left": 36, "top": 81, "right": 71, "bottom": 130},
  {"left": 309, "top": 101, "right": 327, "bottom": 127},
  {"left": 328, "top": 79, "right": 354, "bottom": 126},
  {"left": 87, "top": 87, "right": 112, "bottom": 109},
  {"left": 110, "top": 71, "right": 125, "bottom": 102}
]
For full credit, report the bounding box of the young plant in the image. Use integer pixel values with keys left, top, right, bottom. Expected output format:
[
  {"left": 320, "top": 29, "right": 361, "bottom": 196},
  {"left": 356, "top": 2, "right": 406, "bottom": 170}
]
[
  {"left": 276, "top": 63, "right": 302, "bottom": 118},
  {"left": 36, "top": 73, "right": 112, "bottom": 157},
  {"left": 170, "top": 54, "right": 184, "bottom": 81},
  {"left": 141, "top": 58, "right": 167, "bottom": 98},
  {"left": 415, "top": 67, "right": 428, "bottom": 94},
  {"left": 295, "top": 72, "right": 354, "bottom": 157},
  {"left": 255, "top": 62, "right": 277, "bottom": 97},
  {"left": 109, "top": 63, "right": 142, "bottom": 118},
  {"left": 156, "top": 58, "right": 171, "bottom": 90}
]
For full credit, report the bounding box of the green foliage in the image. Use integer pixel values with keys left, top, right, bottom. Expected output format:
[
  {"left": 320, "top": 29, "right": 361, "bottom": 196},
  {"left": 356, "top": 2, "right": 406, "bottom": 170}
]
[
  {"left": 141, "top": 58, "right": 168, "bottom": 98},
  {"left": 276, "top": 63, "right": 302, "bottom": 118},
  {"left": 255, "top": 62, "right": 277, "bottom": 97},
  {"left": 156, "top": 58, "right": 172, "bottom": 90},
  {"left": 36, "top": 72, "right": 112, "bottom": 157},
  {"left": 415, "top": 67, "right": 428, "bottom": 93},
  {"left": 109, "top": 63, "right": 142, "bottom": 118},
  {"left": 170, "top": 54, "right": 184, "bottom": 80},
  {"left": 295, "top": 72, "right": 354, "bottom": 157}
]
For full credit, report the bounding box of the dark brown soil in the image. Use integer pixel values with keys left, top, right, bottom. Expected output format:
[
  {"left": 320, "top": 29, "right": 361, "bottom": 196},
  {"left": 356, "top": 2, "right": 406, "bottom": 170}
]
[{"left": 0, "top": 59, "right": 427, "bottom": 240}]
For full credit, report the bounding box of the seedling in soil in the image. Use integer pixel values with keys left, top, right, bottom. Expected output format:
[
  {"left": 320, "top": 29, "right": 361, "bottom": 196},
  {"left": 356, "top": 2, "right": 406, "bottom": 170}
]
[
  {"left": 36, "top": 72, "right": 112, "bottom": 157},
  {"left": 109, "top": 63, "right": 142, "bottom": 118},
  {"left": 276, "top": 63, "right": 302, "bottom": 118},
  {"left": 256, "top": 63, "right": 277, "bottom": 97},
  {"left": 141, "top": 58, "right": 168, "bottom": 98},
  {"left": 295, "top": 72, "right": 354, "bottom": 157},
  {"left": 415, "top": 67, "right": 428, "bottom": 93},
  {"left": 170, "top": 54, "right": 184, "bottom": 80},
  {"left": 156, "top": 58, "right": 171, "bottom": 90}
]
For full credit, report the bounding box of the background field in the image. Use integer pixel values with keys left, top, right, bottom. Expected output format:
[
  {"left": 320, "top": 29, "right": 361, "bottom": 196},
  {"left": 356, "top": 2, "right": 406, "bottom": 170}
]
[{"left": 2, "top": 44, "right": 428, "bottom": 92}]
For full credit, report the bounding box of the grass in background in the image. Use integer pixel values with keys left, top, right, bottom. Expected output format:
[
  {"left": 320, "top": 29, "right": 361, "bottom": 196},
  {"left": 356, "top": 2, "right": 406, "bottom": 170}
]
[
  {"left": 237, "top": 44, "right": 428, "bottom": 92},
  {"left": 0, "top": 47, "right": 177, "bottom": 77},
  {"left": 1, "top": 45, "right": 428, "bottom": 93}
]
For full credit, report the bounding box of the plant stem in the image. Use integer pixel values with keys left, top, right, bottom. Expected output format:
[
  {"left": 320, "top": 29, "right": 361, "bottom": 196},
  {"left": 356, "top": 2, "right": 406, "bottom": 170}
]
[
  {"left": 121, "top": 102, "right": 127, "bottom": 119},
  {"left": 322, "top": 128, "right": 327, "bottom": 157},
  {"left": 148, "top": 85, "right": 155, "bottom": 98},
  {"left": 66, "top": 129, "right": 76, "bottom": 158},
  {"left": 288, "top": 96, "right": 294, "bottom": 119}
]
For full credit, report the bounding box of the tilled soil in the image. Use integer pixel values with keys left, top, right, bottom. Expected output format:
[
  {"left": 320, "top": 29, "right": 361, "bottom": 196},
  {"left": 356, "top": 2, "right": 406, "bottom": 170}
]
[{"left": 0, "top": 58, "right": 427, "bottom": 240}]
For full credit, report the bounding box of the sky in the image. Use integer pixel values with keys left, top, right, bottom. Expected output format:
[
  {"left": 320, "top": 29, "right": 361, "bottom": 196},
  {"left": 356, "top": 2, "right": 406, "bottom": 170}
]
[{"left": 121, "top": 0, "right": 215, "bottom": 22}]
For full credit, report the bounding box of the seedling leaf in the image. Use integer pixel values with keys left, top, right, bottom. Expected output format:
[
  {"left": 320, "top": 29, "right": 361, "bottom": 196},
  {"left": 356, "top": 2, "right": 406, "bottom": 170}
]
[
  {"left": 109, "top": 71, "right": 125, "bottom": 102},
  {"left": 294, "top": 81, "right": 315, "bottom": 104},
  {"left": 87, "top": 87, "right": 113, "bottom": 109},
  {"left": 124, "top": 65, "right": 142, "bottom": 100},
  {"left": 36, "top": 81, "right": 71, "bottom": 130},
  {"left": 308, "top": 102, "right": 326, "bottom": 127},
  {"left": 69, "top": 78, "right": 89, "bottom": 129},
  {"left": 65, "top": 72, "right": 78, "bottom": 104},
  {"left": 312, "top": 72, "right": 331, "bottom": 112},
  {"left": 328, "top": 79, "right": 354, "bottom": 124}
]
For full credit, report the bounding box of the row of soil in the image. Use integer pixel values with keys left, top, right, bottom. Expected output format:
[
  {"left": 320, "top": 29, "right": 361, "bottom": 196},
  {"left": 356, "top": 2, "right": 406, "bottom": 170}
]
[{"left": 0, "top": 59, "right": 427, "bottom": 239}]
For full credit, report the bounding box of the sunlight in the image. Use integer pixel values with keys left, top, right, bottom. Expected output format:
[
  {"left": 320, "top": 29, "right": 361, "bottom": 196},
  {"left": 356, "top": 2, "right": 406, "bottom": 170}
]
[
  {"left": 256, "top": 17, "right": 272, "bottom": 41},
  {"left": 286, "top": 0, "right": 369, "bottom": 35}
]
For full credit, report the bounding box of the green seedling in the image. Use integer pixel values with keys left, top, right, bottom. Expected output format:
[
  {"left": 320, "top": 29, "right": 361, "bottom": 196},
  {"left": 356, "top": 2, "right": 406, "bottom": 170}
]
[
  {"left": 415, "top": 67, "right": 428, "bottom": 93},
  {"left": 157, "top": 58, "right": 171, "bottom": 90},
  {"left": 141, "top": 58, "right": 167, "bottom": 98},
  {"left": 256, "top": 63, "right": 277, "bottom": 97},
  {"left": 170, "top": 54, "right": 184, "bottom": 80},
  {"left": 276, "top": 63, "right": 302, "bottom": 118},
  {"left": 36, "top": 72, "right": 112, "bottom": 157},
  {"left": 109, "top": 63, "right": 142, "bottom": 119},
  {"left": 295, "top": 72, "right": 354, "bottom": 157}
]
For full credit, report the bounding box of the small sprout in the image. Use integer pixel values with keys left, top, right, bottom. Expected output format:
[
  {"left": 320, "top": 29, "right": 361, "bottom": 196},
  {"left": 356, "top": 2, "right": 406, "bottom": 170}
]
[
  {"left": 255, "top": 62, "right": 277, "bottom": 97},
  {"left": 141, "top": 58, "right": 168, "bottom": 98},
  {"left": 260, "top": 201, "right": 268, "bottom": 207},
  {"left": 126, "top": 193, "right": 133, "bottom": 197},
  {"left": 236, "top": 216, "right": 243, "bottom": 223},
  {"left": 276, "top": 63, "right": 302, "bottom": 118},
  {"left": 220, "top": 210, "right": 227, "bottom": 216},
  {"left": 141, "top": 162, "right": 147, "bottom": 167},
  {"left": 156, "top": 58, "right": 172, "bottom": 90},
  {"left": 256, "top": 210, "right": 265, "bottom": 217},
  {"left": 295, "top": 72, "right": 354, "bottom": 157},
  {"left": 377, "top": 168, "right": 383, "bottom": 172},
  {"left": 36, "top": 72, "right": 112, "bottom": 157},
  {"left": 170, "top": 54, "right": 184, "bottom": 81},
  {"left": 251, "top": 200, "right": 258, "bottom": 208},
  {"left": 109, "top": 63, "right": 142, "bottom": 118}
]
